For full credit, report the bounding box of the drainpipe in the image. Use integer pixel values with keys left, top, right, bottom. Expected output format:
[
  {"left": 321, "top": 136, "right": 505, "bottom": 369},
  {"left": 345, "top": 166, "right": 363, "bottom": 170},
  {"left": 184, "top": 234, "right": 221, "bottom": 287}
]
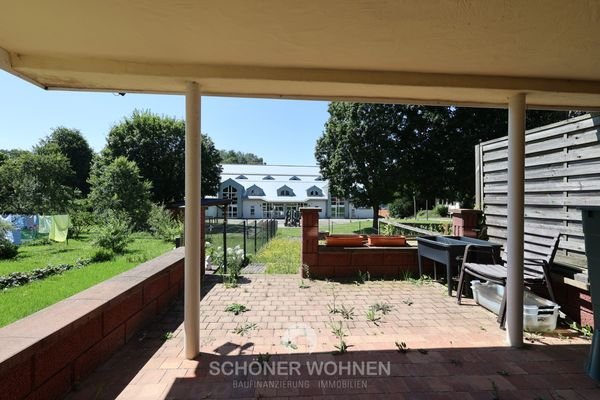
[
  {"left": 506, "top": 93, "right": 526, "bottom": 347},
  {"left": 184, "top": 82, "right": 201, "bottom": 359}
]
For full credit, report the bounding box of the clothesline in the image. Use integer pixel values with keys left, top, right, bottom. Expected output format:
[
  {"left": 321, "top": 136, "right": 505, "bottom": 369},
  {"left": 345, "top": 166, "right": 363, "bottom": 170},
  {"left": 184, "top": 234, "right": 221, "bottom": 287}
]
[{"left": 1, "top": 214, "right": 70, "bottom": 244}]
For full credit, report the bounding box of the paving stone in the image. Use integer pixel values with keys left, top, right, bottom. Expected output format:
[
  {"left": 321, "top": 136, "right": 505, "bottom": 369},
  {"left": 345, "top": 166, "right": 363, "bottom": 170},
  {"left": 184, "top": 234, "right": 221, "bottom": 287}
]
[{"left": 66, "top": 274, "right": 600, "bottom": 399}]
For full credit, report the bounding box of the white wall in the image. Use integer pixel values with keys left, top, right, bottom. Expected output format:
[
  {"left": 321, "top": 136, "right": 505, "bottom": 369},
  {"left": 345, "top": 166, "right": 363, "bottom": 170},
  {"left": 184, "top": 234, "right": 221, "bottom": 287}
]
[
  {"left": 242, "top": 199, "right": 264, "bottom": 219},
  {"left": 348, "top": 203, "right": 374, "bottom": 219},
  {"left": 205, "top": 206, "right": 218, "bottom": 218},
  {"left": 306, "top": 200, "right": 328, "bottom": 219}
]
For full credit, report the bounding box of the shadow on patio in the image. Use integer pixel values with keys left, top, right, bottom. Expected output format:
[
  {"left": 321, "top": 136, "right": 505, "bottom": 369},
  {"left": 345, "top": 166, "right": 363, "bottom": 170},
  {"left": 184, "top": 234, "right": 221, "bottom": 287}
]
[{"left": 67, "top": 275, "right": 599, "bottom": 399}]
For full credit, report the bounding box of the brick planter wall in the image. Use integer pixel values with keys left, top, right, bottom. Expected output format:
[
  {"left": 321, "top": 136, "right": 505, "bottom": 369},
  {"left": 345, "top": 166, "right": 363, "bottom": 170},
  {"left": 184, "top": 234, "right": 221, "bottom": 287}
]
[
  {"left": 0, "top": 248, "right": 184, "bottom": 400},
  {"left": 300, "top": 208, "right": 421, "bottom": 279}
]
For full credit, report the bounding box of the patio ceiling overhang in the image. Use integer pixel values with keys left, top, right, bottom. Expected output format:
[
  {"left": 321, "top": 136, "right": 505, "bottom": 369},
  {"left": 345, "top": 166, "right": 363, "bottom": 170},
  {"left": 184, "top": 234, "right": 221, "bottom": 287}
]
[{"left": 2, "top": 0, "right": 600, "bottom": 110}]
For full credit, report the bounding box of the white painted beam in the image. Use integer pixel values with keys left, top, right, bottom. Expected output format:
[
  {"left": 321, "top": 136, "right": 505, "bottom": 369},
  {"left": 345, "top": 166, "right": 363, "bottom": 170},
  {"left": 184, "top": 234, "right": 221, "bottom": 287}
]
[
  {"left": 9, "top": 53, "right": 600, "bottom": 97},
  {"left": 184, "top": 82, "right": 201, "bottom": 359},
  {"left": 506, "top": 93, "right": 526, "bottom": 347}
]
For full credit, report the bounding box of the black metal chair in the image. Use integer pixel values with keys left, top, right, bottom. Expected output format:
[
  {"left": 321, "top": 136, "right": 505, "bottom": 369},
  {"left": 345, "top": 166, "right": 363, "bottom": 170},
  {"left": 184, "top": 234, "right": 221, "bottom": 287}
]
[{"left": 456, "top": 233, "right": 560, "bottom": 327}]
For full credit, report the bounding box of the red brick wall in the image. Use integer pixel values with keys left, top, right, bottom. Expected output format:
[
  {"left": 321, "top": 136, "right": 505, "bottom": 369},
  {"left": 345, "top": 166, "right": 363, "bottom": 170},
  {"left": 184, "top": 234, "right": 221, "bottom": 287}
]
[
  {"left": 300, "top": 208, "right": 420, "bottom": 279},
  {"left": 0, "top": 248, "right": 185, "bottom": 400}
]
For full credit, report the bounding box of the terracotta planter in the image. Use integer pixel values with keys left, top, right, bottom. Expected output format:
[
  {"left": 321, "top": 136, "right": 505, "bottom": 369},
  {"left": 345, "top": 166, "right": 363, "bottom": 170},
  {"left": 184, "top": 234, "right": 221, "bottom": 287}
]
[
  {"left": 325, "top": 234, "right": 365, "bottom": 247},
  {"left": 367, "top": 235, "right": 407, "bottom": 247}
]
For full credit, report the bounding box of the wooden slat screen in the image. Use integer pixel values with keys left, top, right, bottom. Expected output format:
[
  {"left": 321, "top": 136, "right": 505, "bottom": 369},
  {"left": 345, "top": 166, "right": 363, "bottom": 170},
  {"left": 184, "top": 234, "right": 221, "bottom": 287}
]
[{"left": 476, "top": 114, "right": 600, "bottom": 269}]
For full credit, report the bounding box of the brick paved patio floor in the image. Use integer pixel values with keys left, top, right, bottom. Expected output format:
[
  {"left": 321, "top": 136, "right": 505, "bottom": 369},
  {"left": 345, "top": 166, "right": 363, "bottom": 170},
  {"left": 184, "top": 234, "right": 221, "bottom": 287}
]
[{"left": 67, "top": 275, "right": 600, "bottom": 399}]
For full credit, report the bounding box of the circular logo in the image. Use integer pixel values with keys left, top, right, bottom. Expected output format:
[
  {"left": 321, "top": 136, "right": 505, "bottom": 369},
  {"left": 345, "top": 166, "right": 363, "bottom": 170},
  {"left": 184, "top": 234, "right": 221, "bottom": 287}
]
[{"left": 281, "top": 323, "right": 318, "bottom": 354}]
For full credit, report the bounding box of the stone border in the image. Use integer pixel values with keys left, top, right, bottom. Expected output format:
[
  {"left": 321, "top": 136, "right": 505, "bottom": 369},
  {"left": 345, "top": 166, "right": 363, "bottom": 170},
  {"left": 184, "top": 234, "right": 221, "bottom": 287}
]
[{"left": 0, "top": 247, "right": 184, "bottom": 400}]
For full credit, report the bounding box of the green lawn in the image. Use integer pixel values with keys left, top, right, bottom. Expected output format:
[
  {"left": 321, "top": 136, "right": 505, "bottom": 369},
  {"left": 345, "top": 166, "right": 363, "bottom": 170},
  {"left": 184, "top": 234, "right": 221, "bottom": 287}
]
[
  {"left": 0, "top": 233, "right": 173, "bottom": 327},
  {"left": 254, "top": 230, "right": 301, "bottom": 274},
  {"left": 320, "top": 220, "right": 376, "bottom": 234}
]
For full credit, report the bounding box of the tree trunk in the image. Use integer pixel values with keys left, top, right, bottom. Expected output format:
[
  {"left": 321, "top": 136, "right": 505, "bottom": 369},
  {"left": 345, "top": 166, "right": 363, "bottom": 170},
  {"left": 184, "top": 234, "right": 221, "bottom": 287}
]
[{"left": 372, "top": 204, "right": 380, "bottom": 231}]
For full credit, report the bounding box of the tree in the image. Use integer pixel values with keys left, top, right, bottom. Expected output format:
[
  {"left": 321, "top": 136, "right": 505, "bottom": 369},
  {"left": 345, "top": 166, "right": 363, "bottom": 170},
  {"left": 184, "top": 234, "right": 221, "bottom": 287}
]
[
  {"left": 219, "top": 150, "right": 265, "bottom": 165},
  {"left": 104, "top": 110, "right": 222, "bottom": 203},
  {"left": 87, "top": 156, "right": 152, "bottom": 229},
  {"left": 317, "top": 102, "right": 585, "bottom": 225},
  {"left": 316, "top": 102, "right": 420, "bottom": 228},
  {"left": 0, "top": 148, "right": 74, "bottom": 214},
  {"left": 37, "top": 127, "right": 94, "bottom": 195}
]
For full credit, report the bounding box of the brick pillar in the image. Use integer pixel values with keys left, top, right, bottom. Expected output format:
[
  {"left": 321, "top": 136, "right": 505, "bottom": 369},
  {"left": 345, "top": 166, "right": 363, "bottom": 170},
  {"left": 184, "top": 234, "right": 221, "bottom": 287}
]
[
  {"left": 300, "top": 207, "right": 320, "bottom": 277},
  {"left": 451, "top": 209, "right": 481, "bottom": 238}
]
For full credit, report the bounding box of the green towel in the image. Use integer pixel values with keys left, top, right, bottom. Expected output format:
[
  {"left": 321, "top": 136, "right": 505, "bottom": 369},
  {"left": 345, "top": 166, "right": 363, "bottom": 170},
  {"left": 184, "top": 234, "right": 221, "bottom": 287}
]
[
  {"left": 49, "top": 215, "right": 70, "bottom": 242},
  {"left": 38, "top": 215, "right": 52, "bottom": 234}
]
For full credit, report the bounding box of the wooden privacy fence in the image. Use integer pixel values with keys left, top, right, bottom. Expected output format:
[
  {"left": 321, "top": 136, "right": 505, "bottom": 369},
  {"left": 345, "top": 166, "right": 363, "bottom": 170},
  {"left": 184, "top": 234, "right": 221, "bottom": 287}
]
[{"left": 475, "top": 114, "right": 600, "bottom": 270}]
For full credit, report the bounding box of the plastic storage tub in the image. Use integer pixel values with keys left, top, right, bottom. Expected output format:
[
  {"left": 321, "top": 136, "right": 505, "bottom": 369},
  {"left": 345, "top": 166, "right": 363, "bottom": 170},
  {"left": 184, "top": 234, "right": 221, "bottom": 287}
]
[{"left": 470, "top": 280, "right": 560, "bottom": 332}]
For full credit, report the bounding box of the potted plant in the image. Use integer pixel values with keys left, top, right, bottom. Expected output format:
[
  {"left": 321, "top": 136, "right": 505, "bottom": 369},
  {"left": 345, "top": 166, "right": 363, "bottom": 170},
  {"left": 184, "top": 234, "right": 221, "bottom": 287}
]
[
  {"left": 368, "top": 222, "right": 407, "bottom": 246},
  {"left": 325, "top": 234, "right": 365, "bottom": 247},
  {"left": 367, "top": 235, "right": 407, "bottom": 247}
]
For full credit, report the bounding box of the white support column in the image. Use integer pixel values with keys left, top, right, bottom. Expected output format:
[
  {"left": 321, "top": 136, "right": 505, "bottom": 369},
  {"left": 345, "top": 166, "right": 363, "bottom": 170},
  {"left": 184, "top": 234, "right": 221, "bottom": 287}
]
[
  {"left": 184, "top": 82, "right": 201, "bottom": 359},
  {"left": 506, "top": 93, "right": 526, "bottom": 347}
]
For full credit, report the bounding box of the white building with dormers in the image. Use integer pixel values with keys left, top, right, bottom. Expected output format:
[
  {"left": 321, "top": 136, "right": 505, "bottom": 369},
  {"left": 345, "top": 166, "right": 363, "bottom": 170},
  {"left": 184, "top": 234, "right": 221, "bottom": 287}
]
[{"left": 210, "top": 164, "right": 374, "bottom": 219}]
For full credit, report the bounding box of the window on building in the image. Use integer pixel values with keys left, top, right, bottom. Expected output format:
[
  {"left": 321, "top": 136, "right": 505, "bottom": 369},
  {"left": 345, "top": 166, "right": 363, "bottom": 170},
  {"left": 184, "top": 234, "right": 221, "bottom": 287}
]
[
  {"left": 330, "top": 197, "right": 345, "bottom": 218},
  {"left": 222, "top": 185, "right": 238, "bottom": 218},
  {"left": 250, "top": 206, "right": 255, "bottom": 217},
  {"left": 278, "top": 186, "right": 295, "bottom": 197}
]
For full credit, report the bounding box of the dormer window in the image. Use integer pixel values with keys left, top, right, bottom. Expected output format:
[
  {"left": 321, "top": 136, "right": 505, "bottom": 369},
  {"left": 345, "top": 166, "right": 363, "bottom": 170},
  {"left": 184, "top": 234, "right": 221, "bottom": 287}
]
[
  {"left": 236, "top": 175, "right": 247, "bottom": 179},
  {"left": 307, "top": 185, "right": 323, "bottom": 197},
  {"left": 278, "top": 185, "right": 295, "bottom": 197},
  {"left": 290, "top": 176, "right": 301, "bottom": 181},
  {"left": 246, "top": 184, "right": 265, "bottom": 196},
  {"left": 263, "top": 175, "right": 274, "bottom": 180}
]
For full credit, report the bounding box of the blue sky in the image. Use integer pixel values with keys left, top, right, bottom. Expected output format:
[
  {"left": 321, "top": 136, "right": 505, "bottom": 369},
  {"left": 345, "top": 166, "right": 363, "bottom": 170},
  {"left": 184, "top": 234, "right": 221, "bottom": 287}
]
[{"left": 0, "top": 71, "right": 329, "bottom": 165}]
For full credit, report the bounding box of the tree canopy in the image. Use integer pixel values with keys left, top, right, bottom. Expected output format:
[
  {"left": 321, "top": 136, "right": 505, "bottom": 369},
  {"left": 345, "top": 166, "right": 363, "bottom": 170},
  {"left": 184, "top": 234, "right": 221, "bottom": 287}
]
[
  {"left": 37, "top": 127, "right": 94, "bottom": 195},
  {"left": 104, "top": 110, "right": 222, "bottom": 203},
  {"left": 219, "top": 150, "right": 265, "bottom": 165},
  {"left": 317, "top": 102, "right": 583, "bottom": 220},
  {"left": 0, "top": 147, "right": 74, "bottom": 214},
  {"left": 316, "top": 102, "right": 420, "bottom": 228},
  {"left": 87, "top": 156, "right": 152, "bottom": 229}
]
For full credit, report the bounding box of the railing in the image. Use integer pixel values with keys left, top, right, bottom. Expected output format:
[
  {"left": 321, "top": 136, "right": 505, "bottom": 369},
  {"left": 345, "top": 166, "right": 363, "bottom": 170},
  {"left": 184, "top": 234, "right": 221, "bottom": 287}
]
[
  {"left": 205, "top": 219, "right": 277, "bottom": 273},
  {"left": 378, "top": 220, "right": 443, "bottom": 238}
]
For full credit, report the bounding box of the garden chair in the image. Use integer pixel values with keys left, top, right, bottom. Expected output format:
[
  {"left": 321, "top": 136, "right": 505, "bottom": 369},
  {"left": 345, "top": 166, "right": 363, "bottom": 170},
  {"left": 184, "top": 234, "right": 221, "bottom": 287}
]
[{"left": 456, "top": 233, "right": 560, "bottom": 327}]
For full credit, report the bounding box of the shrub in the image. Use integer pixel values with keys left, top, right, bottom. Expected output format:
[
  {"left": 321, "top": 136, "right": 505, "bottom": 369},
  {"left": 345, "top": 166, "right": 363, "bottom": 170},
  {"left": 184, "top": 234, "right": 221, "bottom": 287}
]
[
  {"left": 92, "top": 210, "right": 133, "bottom": 254},
  {"left": 389, "top": 197, "right": 414, "bottom": 218},
  {"left": 0, "top": 238, "right": 18, "bottom": 260},
  {"left": 69, "top": 199, "right": 94, "bottom": 239},
  {"left": 91, "top": 248, "right": 115, "bottom": 262},
  {"left": 0, "top": 219, "right": 13, "bottom": 238},
  {"left": 433, "top": 204, "right": 449, "bottom": 218},
  {"left": 148, "top": 203, "right": 183, "bottom": 242},
  {"left": 0, "top": 258, "right": 91, "bottom": 290}
]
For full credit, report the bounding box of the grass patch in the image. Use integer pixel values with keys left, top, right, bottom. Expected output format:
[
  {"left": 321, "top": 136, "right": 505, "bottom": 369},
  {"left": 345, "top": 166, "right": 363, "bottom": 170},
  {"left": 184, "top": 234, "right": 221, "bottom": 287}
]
[
  {"left": 255, "top": 231, "right": 301, "bottom": 274},
  {"left": 320, "top": 220, "right": 375, "bottom": 235},
  {"left": 0, "top": 232, "right": 172, "bottom": 327}
]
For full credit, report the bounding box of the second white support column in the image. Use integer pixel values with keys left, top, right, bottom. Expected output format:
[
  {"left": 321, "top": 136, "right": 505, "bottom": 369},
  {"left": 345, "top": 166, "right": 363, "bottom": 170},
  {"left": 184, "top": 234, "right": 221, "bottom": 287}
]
[{"left": 506, "top": 92, "right": 526, "bottom": 347}]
